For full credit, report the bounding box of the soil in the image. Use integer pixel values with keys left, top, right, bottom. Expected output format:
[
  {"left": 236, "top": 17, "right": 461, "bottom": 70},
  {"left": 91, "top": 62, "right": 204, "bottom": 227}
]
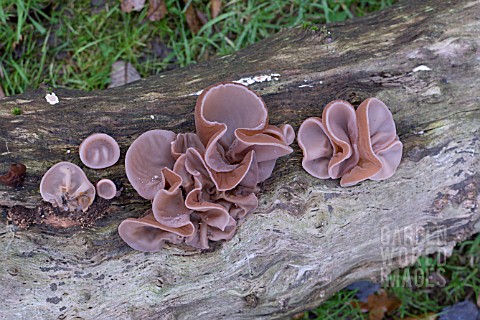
[{"left": 3, "top": 198, "right": 113, "bottom": 230}]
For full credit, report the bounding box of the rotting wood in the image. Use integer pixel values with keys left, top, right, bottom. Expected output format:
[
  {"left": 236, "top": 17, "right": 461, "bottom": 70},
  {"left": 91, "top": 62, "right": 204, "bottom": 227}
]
[{"left": 0, "top": 0, "right": 479, "bottom": 319}]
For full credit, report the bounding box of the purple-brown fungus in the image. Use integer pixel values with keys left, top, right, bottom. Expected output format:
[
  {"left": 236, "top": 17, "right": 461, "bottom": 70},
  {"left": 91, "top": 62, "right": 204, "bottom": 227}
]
[
  {"left": 119, "top": 82, "right": 294, "bottom": 251},
  {"left": 0, "top": 163, "right": 27, "bottom": 187},
  {"left": 297, "top": 98, "right": 402, "bottom": 187},
  {"left": 96, "top": 179, "right": 117, "bottom": 200},
  {"left": 40, "top": 162, "right": 96, "bottom": 212},
  {"left": 124, "top": 129, "right": 176, "bottom": 200},
  {"left": 79, "top": 133, "right": 120, "bottom": 169}
]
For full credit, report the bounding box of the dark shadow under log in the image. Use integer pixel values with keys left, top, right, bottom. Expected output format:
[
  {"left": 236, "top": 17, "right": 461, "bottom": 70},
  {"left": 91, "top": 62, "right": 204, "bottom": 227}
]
[{"left": 0, "top": 0, "right": 479, "bottom": 318}]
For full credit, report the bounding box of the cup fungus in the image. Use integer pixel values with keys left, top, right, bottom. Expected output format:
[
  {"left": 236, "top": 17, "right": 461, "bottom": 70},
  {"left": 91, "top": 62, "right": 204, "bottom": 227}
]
[
  {"left": 125, "top": 129, "right": 177, "bottom": 200},
  {"left": 119, "top": 81, "right": 294, "bottom": 251},
  {"left": 196, "top": 82, "right": 294, "bottom": 188},
  {"left": 40, "top": 162, "right": 96, "bottom": 212},
  {"left": 79, "top": 133, "right": 120, "bottom": 169},
  {"left": 0, "top": 163, "right": 27, "bottom": 188},
  {"left": 96, "top": 179, "right": 117, "bottom": 200},
  {"left": 297, "top": 98, "right": 402, "bottom": 187}
]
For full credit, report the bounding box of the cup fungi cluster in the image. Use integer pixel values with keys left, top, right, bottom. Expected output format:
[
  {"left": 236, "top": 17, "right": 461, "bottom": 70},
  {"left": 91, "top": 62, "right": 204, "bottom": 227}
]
[
  {"left": 297, "top": 98, "right": 402, "bottom": 187},
  {"left": 40, "top": 133, "right": 120, "bottom": 212},
  {"left": 36, "top": 81, "right": 402, "bottom": 253},
  {"left": 119, "top": 82, "right": 295, "bottom": 252}
]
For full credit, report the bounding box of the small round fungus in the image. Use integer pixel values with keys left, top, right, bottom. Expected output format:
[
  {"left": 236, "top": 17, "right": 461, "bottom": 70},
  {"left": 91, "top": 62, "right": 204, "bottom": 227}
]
[
  {"left": 79, "top": 133, "right": 120, "bottom": 169},
  {"left": 40, "top": 162, "right": 95, "bottom": 212},
  {"left": 96, "top": 179, "right": 117, "bottom": 200}
]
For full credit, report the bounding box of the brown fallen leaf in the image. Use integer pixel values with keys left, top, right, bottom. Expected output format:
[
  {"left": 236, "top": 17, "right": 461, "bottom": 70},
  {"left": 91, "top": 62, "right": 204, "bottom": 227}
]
[
  {"left": 0, "top": 83, "right": 5, "bottom": 99},
  {"left": 210, "top": 0, "right": 222, "bottom": 19},
  {"left": 108, "top": 60, "right": 141, "bottom": 88},
  {"left": 184, "top": 1, "right": 202, "bottom": 34},
  {"left": 402, "top": 312, "right": 438, "bottom": 320},
  {"left": 195, "top": 9, "right": 208, "bottom": 26},
  {"left": 121, "top": 0, "right": 146, "bottom": 13},
  {"left": 351, "top": 289, "right": 401, "bottom": 320},
  {"left": 147, "top": 0, "right": 167, "bottom": 21}
]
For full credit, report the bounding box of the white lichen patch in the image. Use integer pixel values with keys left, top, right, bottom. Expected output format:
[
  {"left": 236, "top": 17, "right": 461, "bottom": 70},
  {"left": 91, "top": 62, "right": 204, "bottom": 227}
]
[
  {"left": 45, "top": 92, "right": 59, "bottom": 105},
  {"left": 413, "top": 65, "right": 432, "bottom": 72},
  {"left": 187, "top": 73, "right": 281, "bottom": 96}
]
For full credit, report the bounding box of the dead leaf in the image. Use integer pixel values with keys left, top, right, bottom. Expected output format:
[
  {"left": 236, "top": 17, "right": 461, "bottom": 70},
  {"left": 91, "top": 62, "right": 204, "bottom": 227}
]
[
  {"left": 108, "top": 60, "right": 141, "bottom": 88},
  {"left": 351, "top": 289, "right": 401, "bottom": 320},
  {"left": 402, "top": 312, "right": 438, "bottom": 320},
  {"left": 195, "top": 9, "right": 208, "bottom": 26},
  {"left": 210, "top": 0, "right": 222, "bottom": 19},
  {"left": 121, "top": 0, "right": 146, "bottom": 13},
  {"left": 184, "top": 1, "right": 202, "bottom": 34},
  {"left": 0, "top": 83, "right": 5, "bottom": 99},
  {"left": 147, "top": 0, "right": 167, "bottom": 21},
  {"left": 477, "top": 294, "right": 480, "bottom": 308}
]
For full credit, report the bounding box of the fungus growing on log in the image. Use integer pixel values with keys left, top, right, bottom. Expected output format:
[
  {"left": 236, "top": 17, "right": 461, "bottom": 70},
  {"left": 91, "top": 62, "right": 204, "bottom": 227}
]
[
  {"left": 124, "top": 129, "right": 176, "bottom": 200},
  {"left": 297, "top": 98, "right": 402, "bottom": 186},
  {"left": 79, "top": 133, "right": 120, "bottom": 169},
  {"left": 119, "top": 82, "right": 294, "bottom": 251},
  {"left": 118, "top": 212, "right": 186, "bottom": 252},
  {"left": 40, "top": 162, "right": 96, "bottom": 212},
  {"left": 0, "top": 163, "right": 27, "bottom": 187},
  {"left": 196, "top": 82, "right": 294, "bottom": 187},
  {"left": 96, "top": 179, "right": 117, "bottom": 200}
]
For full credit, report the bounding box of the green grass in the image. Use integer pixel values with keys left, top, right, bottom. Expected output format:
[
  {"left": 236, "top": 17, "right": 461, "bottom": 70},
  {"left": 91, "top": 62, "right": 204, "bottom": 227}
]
[
  {"left": 11, "top": 106, "right": 22, "bottom": 115},
  {"left": 301, "top": 290, "right": 365, "bottom": 319},
  {"left": 0, "top": 0, "right": 395, "bottom": 96},
  {"left": 305, "top": 233, "right": 480, "bottom": 319}
]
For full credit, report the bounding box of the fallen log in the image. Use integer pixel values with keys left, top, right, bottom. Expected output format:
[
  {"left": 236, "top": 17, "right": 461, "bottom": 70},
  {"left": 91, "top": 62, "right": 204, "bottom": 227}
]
[{"left": 0, "top": 0, "right": 478, "bottom": 318}]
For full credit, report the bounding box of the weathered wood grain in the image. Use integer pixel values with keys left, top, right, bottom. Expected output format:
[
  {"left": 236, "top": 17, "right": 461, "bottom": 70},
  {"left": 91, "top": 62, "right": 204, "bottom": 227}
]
[{"left": 0, "top": 0, "right": 479, "bottom": 318}]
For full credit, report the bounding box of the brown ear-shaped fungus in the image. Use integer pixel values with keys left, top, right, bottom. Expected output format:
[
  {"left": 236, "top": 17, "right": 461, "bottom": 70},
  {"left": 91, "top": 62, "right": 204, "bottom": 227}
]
[
  {"left": 119, "top": 82, "right": 294, "bottom": 252},
  {"left": 195, "top": 82, "right": 268, "bottom": 148},
  {"left": 185, "top": 216, "right": 237, "bottom": 250},
  {"left": 298, "top": 100, "right": 359, "bottom": 180},
  {"left": 125, "top": 130, "right": 176, "bottom": 200},
  {"left": 340, "top": 98, "right": 403, "bottom": 186},
  {"left": 96, "top": 179, "right": 117, "bottom": 200},
  {"left": 183, "top": 148, "right": 233, "bottom": 232},
  {"left": 151, "top": 167, "right": 195, "bottom": 233},
  {"left": 195, "top": 82, "right": 294, "bottom": 189},
  {"left": 212, "top": 191, "right": 258, "bottom": 219},
  {"left": 0, "top": 163, "right": 27, "bottom": 187},
  {"left": 171, "top": 133, "right": 205, "bottom": 159},
  {"left": 118, "top": 213, "right": 186, "bottom": 252},
  {"left": 322, "top": 100, "right": 359, "bottom": 179},
  {"left": 298, "top": 98, "right": 402, "bottom": 186},
  {"left": 40, "top": 162, "right": 95, "bottom": 212},
  {"left": 79, "top": 133, "right": 120, "bottom": 169},
  {"left": 297, "top": 117, "right": 333, "bottom": 179}
]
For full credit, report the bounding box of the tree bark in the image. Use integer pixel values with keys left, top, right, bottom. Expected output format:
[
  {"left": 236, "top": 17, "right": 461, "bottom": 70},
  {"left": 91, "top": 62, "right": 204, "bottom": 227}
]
[{"left": 0, "top": 0, "right": 479, "bottom": 318}]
